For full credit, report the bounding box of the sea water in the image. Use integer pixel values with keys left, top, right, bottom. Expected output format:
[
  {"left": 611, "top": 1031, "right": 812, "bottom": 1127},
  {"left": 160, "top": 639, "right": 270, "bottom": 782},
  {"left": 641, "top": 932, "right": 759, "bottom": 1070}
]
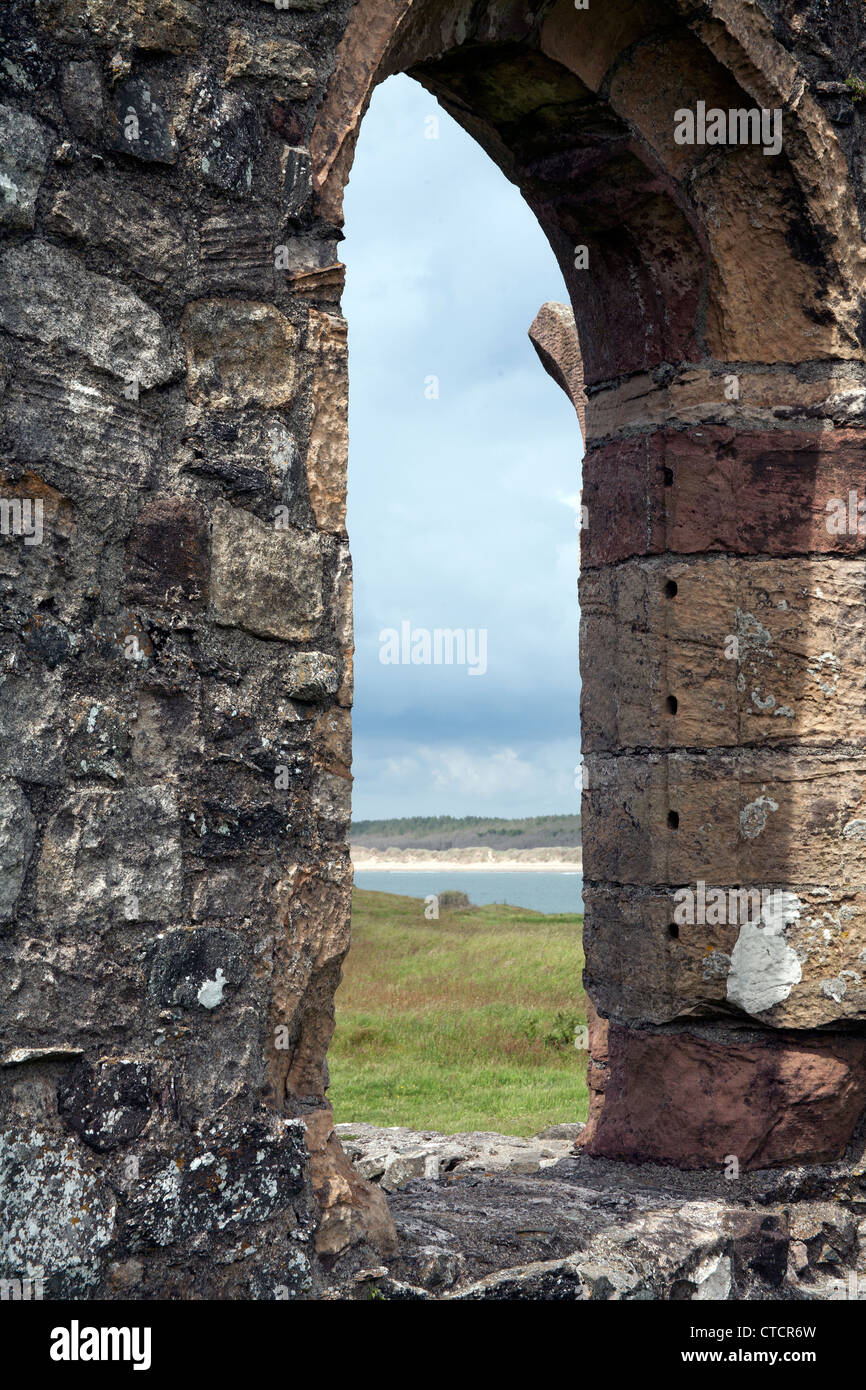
[{"left": 352, "top": 869, "right": 584, "bottom": 915}]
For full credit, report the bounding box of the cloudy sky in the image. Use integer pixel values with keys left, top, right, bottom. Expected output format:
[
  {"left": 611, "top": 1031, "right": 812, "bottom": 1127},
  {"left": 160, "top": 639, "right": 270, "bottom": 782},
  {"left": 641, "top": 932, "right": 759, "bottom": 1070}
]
[{"left": 341, "top": 75, "right": 583, "bottom": 821}]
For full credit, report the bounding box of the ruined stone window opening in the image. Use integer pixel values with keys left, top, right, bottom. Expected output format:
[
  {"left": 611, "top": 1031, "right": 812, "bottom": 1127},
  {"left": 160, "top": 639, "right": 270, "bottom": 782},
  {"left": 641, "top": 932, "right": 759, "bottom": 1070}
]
[
  {"left": 334, "top": 67, "right": 584, "bottom": 1134},
  {"left": 5, "top": 0, "right": 866, "bottom": 1303}
]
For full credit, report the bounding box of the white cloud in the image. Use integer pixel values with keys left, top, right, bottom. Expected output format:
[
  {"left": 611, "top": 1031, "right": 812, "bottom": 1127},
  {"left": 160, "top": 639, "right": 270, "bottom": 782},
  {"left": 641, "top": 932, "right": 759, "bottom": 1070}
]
[{"left": 353, "top": 738, "right": 581, "bottom": 820}]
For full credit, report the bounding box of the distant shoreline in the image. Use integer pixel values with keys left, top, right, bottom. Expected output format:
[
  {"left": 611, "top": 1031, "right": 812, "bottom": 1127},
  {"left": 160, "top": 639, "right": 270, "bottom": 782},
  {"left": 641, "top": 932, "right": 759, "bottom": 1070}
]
[{"left": 351, "top": 846, "right": 583, "bottom": 873}]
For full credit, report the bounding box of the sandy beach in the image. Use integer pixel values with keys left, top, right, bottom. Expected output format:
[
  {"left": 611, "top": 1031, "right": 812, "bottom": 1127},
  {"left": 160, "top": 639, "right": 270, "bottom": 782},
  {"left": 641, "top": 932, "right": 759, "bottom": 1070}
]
[{"left": 351, "top": 846, "right": 582, "bottom": 873}]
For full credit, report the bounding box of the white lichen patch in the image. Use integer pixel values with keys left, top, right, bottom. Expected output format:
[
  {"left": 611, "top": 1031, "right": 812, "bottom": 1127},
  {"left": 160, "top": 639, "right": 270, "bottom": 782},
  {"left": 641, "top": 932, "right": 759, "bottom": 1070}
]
[
  {"left": 197, "top": 967, "right": 226, "bottom": 1009},
  {"left": 821, "top": 976, "right": 847, "bottom": 1003},
  {"left": 702, "top": 949, "right": 732, "bottom": 981},
  {"left": 0, "top": 1129, "right": 115, "bottom": 1291},
  {"left": 726, "top": 891, "right": 803, "bottom": 1015},
  {"left": 751, "top": 688, "right": 776, "bottom": 711},
  {"left": 735, "top": 609, "right": 773, "bottom": 656},
  {"left": 692, "top": 1253, "right": 732, "bottom": 1301},
  {"left": 739, "top": 794, "right": 779, "bottom": 839},
  {"left": 807, "top": 651, "right": 840, "bottom": 697}
]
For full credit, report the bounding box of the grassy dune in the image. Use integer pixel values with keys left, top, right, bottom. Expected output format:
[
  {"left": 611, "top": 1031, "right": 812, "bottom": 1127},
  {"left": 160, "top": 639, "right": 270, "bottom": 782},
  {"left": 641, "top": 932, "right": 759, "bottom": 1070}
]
[{"left": 327, "top": 888, "right": 588, "bottom": 1137}]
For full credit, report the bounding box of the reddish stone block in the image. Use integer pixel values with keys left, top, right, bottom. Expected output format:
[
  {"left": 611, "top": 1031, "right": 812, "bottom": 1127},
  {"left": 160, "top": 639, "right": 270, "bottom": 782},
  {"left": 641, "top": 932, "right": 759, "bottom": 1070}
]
[
  {"left": 582, "top": 428, "right": 866, "bottom": 566},
  {"left": 125, "top": 498, "right": 209, "bottom": 610},
  {"left": 586, "top": 1024, "right": 866, "bottom": 1169},
  {"left": 529, "top": 187, "right": 704, "bottom": 384}
]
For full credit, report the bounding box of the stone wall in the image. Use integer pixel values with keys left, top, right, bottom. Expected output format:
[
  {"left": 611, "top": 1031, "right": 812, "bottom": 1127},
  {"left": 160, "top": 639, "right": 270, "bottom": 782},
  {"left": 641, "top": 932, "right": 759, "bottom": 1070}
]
[
  {"left": 0, "top": 0, "right": 391, "bottom": 1299},
  {"left": 2, "top": 0, "right": 866, "bottom": 1298}
]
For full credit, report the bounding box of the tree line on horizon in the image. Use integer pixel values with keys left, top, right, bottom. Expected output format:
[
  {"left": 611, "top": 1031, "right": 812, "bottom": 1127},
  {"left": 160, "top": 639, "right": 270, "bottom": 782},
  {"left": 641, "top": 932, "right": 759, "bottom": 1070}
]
[{"left": 350, "top": 813, "right": 582, "bottom": 850}]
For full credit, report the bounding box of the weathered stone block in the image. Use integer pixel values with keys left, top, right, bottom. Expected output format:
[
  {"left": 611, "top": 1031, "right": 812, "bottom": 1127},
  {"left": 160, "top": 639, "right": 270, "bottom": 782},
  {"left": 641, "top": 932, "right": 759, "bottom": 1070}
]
[
  {"left": 182, "top": 300, "right": 299, "bottom": 409},
  {"left": 581, "top": 428, "right": 866, "bottom": 568},
  {"left": 226, "top": 26, "right": 317, "bottom": 98},
  {"left": 584, "top": 881, "right": 866, "bottom": 1029},
  {"left": 0, "top": 104, "right": 49, "bottom": 229},
  {"left": 3, "top": 354, "right": 163, "bottom": 489},
  {"left": 0, "top": 242, "right": 178, "bottom": 390},
  {"left": 0, "top": 466, "right": 75, "bottom": 538},
  {"left": 528, "top": 300, "right": 586, "bottom": 439},
  {"left": 210, "top": 503, "right": 324, "bottom": 641},
  {"left": 0, "top": 781, "right": 36, "bottom": 920},
  {"left": 695, "top": 147, "right": 856, "bottom": 362},
  {"left": 185, "top": 777, "right": 297, "bottom": 861},
  {"left": 580, "top": 556, "right": 866, "bottom": 752},
  {"left": 285, "top": 652, "right": 340, "bottom": 702},
  {"left": 312, "top": 769, "right": 351, "bottom": 828},
  {"left": 0, "top": 470, "right": 80, "bottom": 625},
  {"left": 540, "top": 0, "right": 670, "bottom": 94},
  {"left": 276, "top": 236, "right": 345, "bottom": 299},
  {"left": 306, "top": 309, "right": 348, "bottom": 533},
  {"left": 57, "top": 1058, "right": 152, "bottom": 1151},
  {"left": 47, "top": 172, "right": 187, "bottom": 285},
  {"left": 122, "top": 1118, "right": 310, "bottom": 1249},
  {"left": 197, "top": 213, "right": 275, "bottom": 296},
  {"left": 37, "top": 788, "right": 182, "bottom": 924},
  {"left": 0, "top": 16, "right": 57, "bottom": 93},
  {"left": 583, "top": 364, "right": 866, "bottom": 442},
  {"left": 266, "top": 871, "right": 351, "bottom": 1105},
  {"left": 107, "top": 77, "right": 177, "bottom": 163},
  {"left": 312, "top": 705, "right": 351, "bottom": 776},
  {"left": 131, "top": 692, "right": 201, "bottom": 780},
  {"left": 183, "top": 408, "right": 296, "bottom": 500},
  {"left": 0, "top": 930, "right": 147, "bottom": 1056},
  {"left": 199, "top": 92, "right": 262, "bottom": 197},
  {"left": 66, "top": 697, "right": 130, "bottom": 781},
  {"left": 59, "top": 60, "right": 104, "bottom": 141},
  {"left": 303, "top": 1110, "right": 398, "bottom": 1260},
  {"left": 125, "top": 498, "right": 209, "bottom": 610},
  {"left": 20, "top": 616, "right": 76, "bottom": 671},
  {"left": 0, "top": 1127, "right": 116, "bottom": 1295},
  {"left": 282, "top": 146, "right": 313, "bottom": 217},
  {"left": 37, "top": 0, "right": 203, "bottom": 51},
  {"left": 149, "top": 926, "right": 249, "bottom": 1010},
  {"left": 582, "top": 748, "right": 866, "bottom": 889},
  {"left": 0, "top": 673, "right": 66, "bottom": 785},
  {"left": 190, "top": 862, "right": 277, "bottom": 921}
]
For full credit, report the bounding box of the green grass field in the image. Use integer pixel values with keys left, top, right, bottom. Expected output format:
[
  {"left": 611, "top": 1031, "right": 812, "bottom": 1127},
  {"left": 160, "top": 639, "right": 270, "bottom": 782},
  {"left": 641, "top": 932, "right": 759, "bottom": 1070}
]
[{"left": 327, "top": 888, "right": 588, "bottom": 1137}]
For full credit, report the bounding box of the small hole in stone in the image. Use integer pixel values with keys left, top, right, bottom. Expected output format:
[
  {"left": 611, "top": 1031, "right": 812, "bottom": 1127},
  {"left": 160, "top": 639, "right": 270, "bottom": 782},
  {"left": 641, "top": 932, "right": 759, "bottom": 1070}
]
[
  {"left": 665, "top": 579, "right": 678, "bottom": 598},
  {"left": 663, "top": 467, "right": 674, "bottom": 487},
  {"left": 668, "top": 810, "right": 679, "bottom": 829},
  {"left": 668, "top": 922, "right": 679, "bottom": 939},
  {"left": 666, "top": 695, "right": 678, "bottom": 715}
]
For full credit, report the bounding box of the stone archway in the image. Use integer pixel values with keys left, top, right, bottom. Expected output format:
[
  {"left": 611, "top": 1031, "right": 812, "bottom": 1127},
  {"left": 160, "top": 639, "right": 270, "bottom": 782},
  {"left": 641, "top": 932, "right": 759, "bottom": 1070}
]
[
  {"left": 313, "top": 0, "right": 866, "bottom": 1168},
  {"left": 2, "top": 0, "right": 866, "bottom": 1299}
]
